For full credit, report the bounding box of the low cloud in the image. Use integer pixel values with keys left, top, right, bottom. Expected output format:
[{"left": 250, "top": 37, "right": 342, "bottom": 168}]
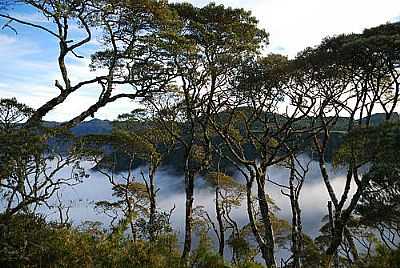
[{"left": 43, "top": 156, "right": 353, "bottom": 241}]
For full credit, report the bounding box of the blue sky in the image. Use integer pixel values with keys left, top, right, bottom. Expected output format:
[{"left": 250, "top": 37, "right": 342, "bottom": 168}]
[{"left": 1, "top": 0, "right": 399, "bottom": 121}]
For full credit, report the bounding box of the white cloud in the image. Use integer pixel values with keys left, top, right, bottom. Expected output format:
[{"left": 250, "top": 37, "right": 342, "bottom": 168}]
[
  {"left": 0, "top": 34, "right": 16, "bottom": 45},
  {"left": 46, "top": 156, "right": 351, "bottom": 239},
  {"left": 176, "top": 0, "right": 400, "bottom": 57},
  {"left": 0, "top": 33, "right": 42, "bottom": 59},
  {"left": 259, "top": 0, "right": 400, "bottom": 57}
]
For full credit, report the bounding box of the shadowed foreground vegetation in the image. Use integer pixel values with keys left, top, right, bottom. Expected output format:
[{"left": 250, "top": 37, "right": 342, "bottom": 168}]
[{"left": 1, "top": 212, "right": 400, "bottom": 268}]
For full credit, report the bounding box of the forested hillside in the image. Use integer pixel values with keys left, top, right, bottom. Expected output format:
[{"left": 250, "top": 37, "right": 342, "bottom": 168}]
[{"left": 46, "top": 112, "right": 399, "bottom": 174}]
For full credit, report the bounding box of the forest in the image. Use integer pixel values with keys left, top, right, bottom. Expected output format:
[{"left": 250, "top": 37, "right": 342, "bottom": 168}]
[{"left": 0, "top": 1, "right": 400, "bottom": 267}]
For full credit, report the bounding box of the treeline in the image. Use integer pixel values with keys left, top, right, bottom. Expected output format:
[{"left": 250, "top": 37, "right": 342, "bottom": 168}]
[
  {"left": 0, "top": 1, "right": 400, "bottom": 267},
  {"left": 83, "top": 112, "right": 399, "bottom": 173}
]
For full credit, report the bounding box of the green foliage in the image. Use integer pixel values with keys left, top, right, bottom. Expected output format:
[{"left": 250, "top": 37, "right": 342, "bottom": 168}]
[
  {"left": 0, "top": 98, "right": 34, "bottom": 131},
  {"left": 0, "top": 98, "right": 87, "bottom": 217},
  {"left": 191, "top": 231, "right": 229, "bottom": 268},
  {"left": 205, "top": 172, "right": 240, "bottom": 189},
  {"left": 0, "top": 213, "right": 183, "bottom": 268},
  {"left": 301, "top": 235, "right": 326, "bottom": 267},
  {"left": 0, "top": 213, "right": 97, "bottom": 267},
  {"left": 333, "top": 122, "right": 400, "bottom": 167},
  {"left": 334, "top": 123, "right": 400, "bottom": 228},
  {"left": 364, "top": 245, "right": 400, "bottom": 268},
  {"left": 169, "top": 2, "right": 268, "bottom": 72},
  {"left": 235, "top": 262, "right": 264, "bottom": 268},
  {"left": 135, "top": 211, "right": 173, "bottom": 240},
  {"left": 2, "top": 213, "right": 398, "bottom": 268},
  {"left": 227, "top": 235, "right": 258, "bottom": 265}
]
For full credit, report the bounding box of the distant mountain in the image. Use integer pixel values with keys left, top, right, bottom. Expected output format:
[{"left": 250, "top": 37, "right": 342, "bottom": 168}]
[
  {"left": 44, "top": 113, "right": 399, "bottom": 139},
  {"left": 70, "top": 119, "right": 112, "bottom": 136},
  {"left": 362, "top": 113, "right": 400, "bottom": 126},
  {"left": 44, "top": 113, "right": 400, "bottom": 173},
  {"left": 44, "top": 118, "right": 112, "bottom": 136},
  {"left": 45, "top": 119, "right": 112, "bottom": 154}
]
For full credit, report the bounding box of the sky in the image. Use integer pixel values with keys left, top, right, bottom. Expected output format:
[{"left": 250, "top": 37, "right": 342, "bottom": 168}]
[{"left": 0, "top": 0, "right": 399, "bottom": 122}]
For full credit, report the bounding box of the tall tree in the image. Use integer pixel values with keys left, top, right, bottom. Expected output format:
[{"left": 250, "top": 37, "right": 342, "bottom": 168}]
[
  {"left": 145, "top": 2, "right": 268, "bottom": 260},
  {"left": 292, "top": 21, "right": 400, "bottom": 264},
  {"left": 208, "top": 54, "right": 316, "bottom": 267},
  {"left": 113, "top": 109, "right": 176, "bottom": 241},
  {"left": 0, "top": 0, "right": 177, "bottom": 127}
]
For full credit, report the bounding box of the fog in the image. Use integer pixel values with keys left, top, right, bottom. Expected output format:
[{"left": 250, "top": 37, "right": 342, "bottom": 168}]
[
  {"left": 32, "top": 155, "right": 357, "bottom": 257},
  {"left": 0, "top": 152, "right": 364, "bottom": 263}
]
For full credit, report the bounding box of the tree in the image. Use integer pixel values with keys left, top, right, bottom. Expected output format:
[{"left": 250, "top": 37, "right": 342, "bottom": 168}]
[
  {"left": 113, "top": 109, "right": 177, "bottom": 241},
  {"left": 0, "top": 0, "right": 179, "bottom": 225},
  {"left": 278, "top": 154, "right": 311, "bottom": 268},
  {"left": 0, "top": 98, "right": 87, "bottom": 219},
  {"left": 81, "top": 129, "right": 174, "bottom": 241},
  {"left": 145, "top": 2, "right": 268, "bottom": 260},
  {"left": 202, "top": 170, "right": 245, "bottom": 258},
  {"left": 292, "top": 21, "right": 400, "bottom": 264},
  {"left": 207, "top": 54, "right": 316, "bottom": 267},
  {"left": 0, "top": 0, "right": 177, "bottom": 127},
  {"left": 338, "top": 122, "right": 400, "bottom": 251}
]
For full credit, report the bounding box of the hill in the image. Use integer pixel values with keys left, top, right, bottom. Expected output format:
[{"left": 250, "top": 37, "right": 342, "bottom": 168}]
[{"left": 45, "top": 113, "right": 399, "bottom": 173}]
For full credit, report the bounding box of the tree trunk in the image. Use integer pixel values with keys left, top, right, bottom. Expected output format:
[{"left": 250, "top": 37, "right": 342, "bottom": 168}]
[
  {"left": 289, "top": 168, "right": 303, "bottom": 268},
  {"left": 215, "top": 186, "right": 225, "bottom": 257},
  {"left": 326, "top": 186, "right": 364, "bottom": 259},
  {"left": 245, "top": 176, "right": 268, "bottom": 262},
  {"left": 181, "top": 169, "right": 195, "bottom": 260},
  {"left": 243, "top": 171, "right": 276, "bottom": 267},
  {"left": 148, "top": 162, "right": 157, "bottom": 241},
  {"left": 327, "top": 201, "right": 339, "bottom": 268},
  {"left": 256, "top": 172, "right": 277, "bottom": 268}
]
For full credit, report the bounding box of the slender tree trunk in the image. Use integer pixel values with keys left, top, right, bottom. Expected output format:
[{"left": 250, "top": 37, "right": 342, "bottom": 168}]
[
  {"left": 182, "top": 168, "right": 195, "bottom": 260},
  {"left": 289, "top": 164, "right": 303, "bottom": 268},
  {"left": 327, "top": 201, "right": 339, "bottom": 268},
  {"left": 326, "top": 185, "right": 364, "bottom": 259},
  {"left": 148, "top": 163, "right": 157, "bottom": 241},
  {"left": 215, "top": 186, "right": 225, "bottom": 257},
  {"left": 256, "top": 172, "right": 277, "bottom": 268},
  {"left": 243, "top": 171, "right": 276, "bottom": 267},
  {"left": 245, "top": 176, "right": 267, "bottom": 261}
]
